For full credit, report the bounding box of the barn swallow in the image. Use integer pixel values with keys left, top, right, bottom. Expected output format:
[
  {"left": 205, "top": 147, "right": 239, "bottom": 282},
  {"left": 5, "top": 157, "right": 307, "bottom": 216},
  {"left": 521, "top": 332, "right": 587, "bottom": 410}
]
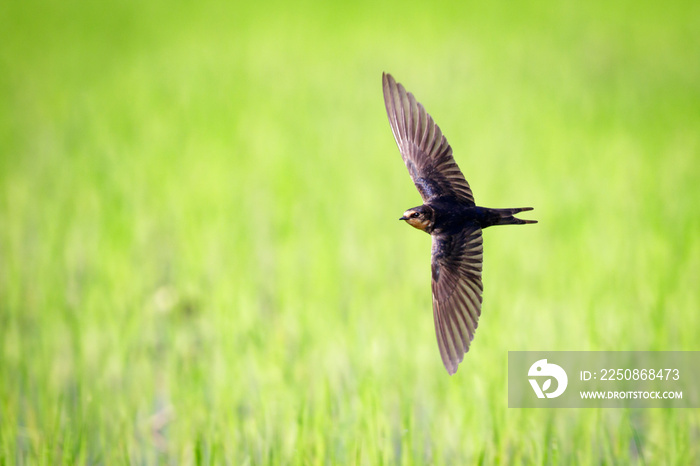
[{"left": 383, "top": 72, "right": 536, "bottom": 375}]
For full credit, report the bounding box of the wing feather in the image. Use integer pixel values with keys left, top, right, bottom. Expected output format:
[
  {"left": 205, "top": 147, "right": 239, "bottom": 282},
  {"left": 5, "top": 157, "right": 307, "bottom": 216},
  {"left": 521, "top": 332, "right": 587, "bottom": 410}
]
[
  {"left": 431, "top": 226, "right": 484, "bottom": 374},
  {"left": 383, "top": 73, "right": 475, "bottom": 205}
]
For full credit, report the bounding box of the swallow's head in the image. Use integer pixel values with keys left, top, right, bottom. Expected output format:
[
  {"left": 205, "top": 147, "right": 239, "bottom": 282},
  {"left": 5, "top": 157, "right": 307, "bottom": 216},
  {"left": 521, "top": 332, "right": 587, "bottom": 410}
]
[{"left": 399, "top": 205, "right": 435, "bottom": 232}]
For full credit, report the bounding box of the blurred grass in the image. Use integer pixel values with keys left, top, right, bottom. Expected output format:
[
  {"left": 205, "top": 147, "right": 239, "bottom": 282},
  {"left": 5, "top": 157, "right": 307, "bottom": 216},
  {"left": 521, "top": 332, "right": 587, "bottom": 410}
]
[{"left": 1, "top": 0, "right": 699, "bottom": 463}]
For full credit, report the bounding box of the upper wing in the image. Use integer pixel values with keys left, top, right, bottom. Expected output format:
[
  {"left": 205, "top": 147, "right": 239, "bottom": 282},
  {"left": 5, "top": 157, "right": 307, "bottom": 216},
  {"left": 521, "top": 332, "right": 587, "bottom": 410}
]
[
  {"left": 382, "top": 72, "right": 475, "bottom": 205},
  {"left": 431, "top": 225, "right": 484, "bottom": 374}
]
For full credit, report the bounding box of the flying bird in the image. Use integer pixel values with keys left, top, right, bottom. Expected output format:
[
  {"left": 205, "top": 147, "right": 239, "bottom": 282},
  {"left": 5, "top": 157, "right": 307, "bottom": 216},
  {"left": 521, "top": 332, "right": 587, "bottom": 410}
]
[{"left": 382, "top": 72, "right": 536, "bottom": 375}]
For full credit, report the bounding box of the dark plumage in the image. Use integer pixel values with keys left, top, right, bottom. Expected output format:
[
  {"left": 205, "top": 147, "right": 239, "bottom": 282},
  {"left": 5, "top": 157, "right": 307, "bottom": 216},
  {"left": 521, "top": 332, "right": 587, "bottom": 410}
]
[{"left": 383, "top": 72, "right": 536, "bottom": 375}]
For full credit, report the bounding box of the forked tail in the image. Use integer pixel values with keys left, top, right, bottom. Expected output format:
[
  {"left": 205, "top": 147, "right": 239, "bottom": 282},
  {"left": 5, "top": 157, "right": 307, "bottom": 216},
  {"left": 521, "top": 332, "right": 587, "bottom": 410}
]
[{"left": 491, "top": 207, "right": 537, "bottom": 226}]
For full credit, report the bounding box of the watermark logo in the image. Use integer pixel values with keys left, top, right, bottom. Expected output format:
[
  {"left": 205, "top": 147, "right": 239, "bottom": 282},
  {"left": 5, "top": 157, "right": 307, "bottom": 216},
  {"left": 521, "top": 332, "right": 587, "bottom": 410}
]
[{"left": 528, "top": 359, "right": 568, "bottom": 398}]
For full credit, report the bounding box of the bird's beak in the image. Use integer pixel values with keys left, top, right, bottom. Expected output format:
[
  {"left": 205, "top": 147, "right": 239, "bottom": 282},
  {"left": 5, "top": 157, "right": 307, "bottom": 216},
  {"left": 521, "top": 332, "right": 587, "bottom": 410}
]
[{"left": 399, "top": 216, "right": 407, "bottom": 221}]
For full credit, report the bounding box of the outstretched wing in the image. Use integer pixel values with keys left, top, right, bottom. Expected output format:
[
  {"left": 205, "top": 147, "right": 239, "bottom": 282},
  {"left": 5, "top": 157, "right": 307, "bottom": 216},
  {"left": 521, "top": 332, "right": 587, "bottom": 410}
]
[
  {"left": 383, "top": 72, "right": 475, "bottom": 205},
  {"left": 431, "top": 225, "right": 484, "bottom": 374}
]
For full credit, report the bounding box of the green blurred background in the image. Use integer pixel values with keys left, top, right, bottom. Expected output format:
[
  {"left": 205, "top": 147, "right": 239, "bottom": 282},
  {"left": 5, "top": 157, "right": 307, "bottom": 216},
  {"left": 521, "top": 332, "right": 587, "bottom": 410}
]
[{"left": 1, "top": 0, "right": 699, "bottom": 463}]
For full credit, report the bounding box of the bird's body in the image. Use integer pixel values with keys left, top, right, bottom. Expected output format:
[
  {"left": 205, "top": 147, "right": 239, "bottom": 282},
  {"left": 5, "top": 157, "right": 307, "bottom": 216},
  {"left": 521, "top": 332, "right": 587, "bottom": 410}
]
[
  {"left": 402, "top": 202, "right": 534, "bottom": 235},
  {"left": 383, "top": 72, "right": 536, "bottom": 375}
]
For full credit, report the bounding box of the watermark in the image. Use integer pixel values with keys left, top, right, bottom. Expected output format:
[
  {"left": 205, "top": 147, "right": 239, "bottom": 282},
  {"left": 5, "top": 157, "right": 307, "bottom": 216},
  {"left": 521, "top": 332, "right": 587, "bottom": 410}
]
[
  {"left": 508, "top": 352, "right": 700, "bottom": 408},
  {"left": 528, "top": 359, "right": 568, "bottom": 398}
]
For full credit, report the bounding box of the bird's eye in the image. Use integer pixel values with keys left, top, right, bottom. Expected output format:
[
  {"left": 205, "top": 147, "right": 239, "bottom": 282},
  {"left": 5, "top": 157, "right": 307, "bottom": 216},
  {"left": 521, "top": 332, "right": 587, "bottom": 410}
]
[{"left": 412, "top": 212, "right": 421, "bottom": 218}]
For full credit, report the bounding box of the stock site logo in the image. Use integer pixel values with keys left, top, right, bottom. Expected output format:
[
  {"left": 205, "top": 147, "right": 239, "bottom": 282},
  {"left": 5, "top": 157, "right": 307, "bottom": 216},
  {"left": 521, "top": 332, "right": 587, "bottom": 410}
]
[{"left": 528, "top": 359, "right": 568, "bottom": 399}]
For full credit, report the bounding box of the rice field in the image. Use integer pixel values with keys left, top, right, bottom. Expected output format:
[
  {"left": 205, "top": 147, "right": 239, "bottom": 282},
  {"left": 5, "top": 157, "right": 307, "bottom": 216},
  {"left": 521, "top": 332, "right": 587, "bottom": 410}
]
[{"left": 1, "top": 0, "right": 699, "bottom": 463}]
